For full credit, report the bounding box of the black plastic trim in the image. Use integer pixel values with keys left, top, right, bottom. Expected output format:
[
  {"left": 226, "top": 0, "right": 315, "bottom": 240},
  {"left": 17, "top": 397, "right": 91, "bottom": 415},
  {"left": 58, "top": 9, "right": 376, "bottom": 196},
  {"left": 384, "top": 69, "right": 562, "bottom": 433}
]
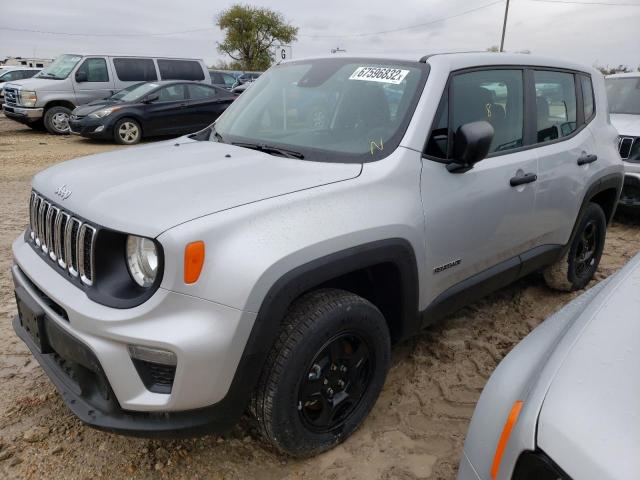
[
  {"left": 26, "top": 191, "right": 164, "bottom": 309},
  {"left": 512, "top": 450, "right": 572, "bottom": 480}
]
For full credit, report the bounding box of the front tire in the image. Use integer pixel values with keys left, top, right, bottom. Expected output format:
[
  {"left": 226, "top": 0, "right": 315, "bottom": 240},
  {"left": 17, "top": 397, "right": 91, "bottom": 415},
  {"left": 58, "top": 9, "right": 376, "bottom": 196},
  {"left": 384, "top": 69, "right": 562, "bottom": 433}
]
[
  {"left": 544, "top": 202, "right": 607, "bottom": 291},
  {"left": 43, "top": 106, "right": 72, "bottom": 135},
  {"left": 251, "top": 289, "right": 391, "bottom": 457},
  {"left": 114, "top": 118, "right": 141, "bottom": 145}
]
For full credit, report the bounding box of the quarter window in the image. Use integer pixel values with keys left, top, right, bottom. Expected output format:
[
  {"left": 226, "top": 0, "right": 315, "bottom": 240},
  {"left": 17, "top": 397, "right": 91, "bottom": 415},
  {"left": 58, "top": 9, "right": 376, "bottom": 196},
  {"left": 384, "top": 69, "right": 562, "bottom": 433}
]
[
  {"left": 157, "top": 60, "right": 205, "bottom": 81},
  {"left": 452, "top": 70, "right": 524, "bottom": 154},
  {"left": 580, "top": 75, "right": 595, "bottom": 121},
  {"left": 113, "top": 58, "right": 157, "bottom": 82},
  {"left": 77, "top": 58, "right": 109, "bottom": 82},
  {"left": 534, "top": 70, "right": 577, "bottom": 142}
]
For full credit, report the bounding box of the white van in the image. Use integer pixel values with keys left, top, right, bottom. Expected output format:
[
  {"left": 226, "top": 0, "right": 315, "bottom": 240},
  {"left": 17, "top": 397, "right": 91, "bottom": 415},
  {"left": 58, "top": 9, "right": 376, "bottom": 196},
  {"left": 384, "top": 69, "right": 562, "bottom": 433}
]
[{"left": 2, "top": 54, "right": 210, "bottom": 134}]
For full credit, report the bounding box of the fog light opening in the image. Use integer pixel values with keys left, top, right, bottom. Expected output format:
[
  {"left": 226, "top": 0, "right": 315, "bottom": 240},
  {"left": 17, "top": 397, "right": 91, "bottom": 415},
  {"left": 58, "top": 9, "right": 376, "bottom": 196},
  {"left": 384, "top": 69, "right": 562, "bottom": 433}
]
[{"left": 128, "top": 344, "right": 177, "bottom": 366}]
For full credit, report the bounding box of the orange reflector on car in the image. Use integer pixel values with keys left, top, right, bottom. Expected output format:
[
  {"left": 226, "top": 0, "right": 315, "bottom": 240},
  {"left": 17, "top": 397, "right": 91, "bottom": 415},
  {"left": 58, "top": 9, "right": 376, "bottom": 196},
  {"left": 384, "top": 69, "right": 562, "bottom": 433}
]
[
  {"left": 490, "top": 400, "right": 523, "bottom": 480},
  {"left": 184, "top": 241, "right": 205, "bottom": 284}
]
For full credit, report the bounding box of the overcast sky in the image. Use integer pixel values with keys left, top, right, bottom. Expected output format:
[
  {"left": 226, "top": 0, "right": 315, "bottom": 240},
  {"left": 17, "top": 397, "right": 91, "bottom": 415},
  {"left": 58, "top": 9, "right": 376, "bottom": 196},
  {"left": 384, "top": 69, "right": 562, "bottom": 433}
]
[{"left": 1, "top": 0, "right": 638, "bottom": 69}]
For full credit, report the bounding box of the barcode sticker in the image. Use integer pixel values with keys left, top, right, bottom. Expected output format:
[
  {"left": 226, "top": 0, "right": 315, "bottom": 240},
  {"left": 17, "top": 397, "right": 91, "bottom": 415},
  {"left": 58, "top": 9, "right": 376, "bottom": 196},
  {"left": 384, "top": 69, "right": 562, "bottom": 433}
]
[{"left": 349, "top": 66, "right": 410, "bottom": 85}]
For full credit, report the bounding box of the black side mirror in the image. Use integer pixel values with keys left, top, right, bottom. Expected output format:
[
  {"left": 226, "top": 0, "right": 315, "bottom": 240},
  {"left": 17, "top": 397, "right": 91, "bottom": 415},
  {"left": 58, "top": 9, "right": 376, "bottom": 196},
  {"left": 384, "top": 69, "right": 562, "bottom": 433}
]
[
  {"left": 75, "top": 71, "right": 88, "bottom": 83},
  {"left": 143, "top": 93, "right": 160, "bottom": 104},
  {"left": 447, "top": 121, "right": 494, "bottom": 173}
]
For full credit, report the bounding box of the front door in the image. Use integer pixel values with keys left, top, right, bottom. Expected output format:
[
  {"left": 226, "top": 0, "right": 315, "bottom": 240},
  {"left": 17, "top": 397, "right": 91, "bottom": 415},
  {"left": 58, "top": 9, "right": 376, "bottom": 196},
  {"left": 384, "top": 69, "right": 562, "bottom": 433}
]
[
  {"left": 421, "top": 68, "right": 539, "bottom": 306},
  {"left": 73, "top": 57, "right": 114, "bottom": 105},
  {"left": 144, "top": 84, "right": 189, "bottom": 136}
]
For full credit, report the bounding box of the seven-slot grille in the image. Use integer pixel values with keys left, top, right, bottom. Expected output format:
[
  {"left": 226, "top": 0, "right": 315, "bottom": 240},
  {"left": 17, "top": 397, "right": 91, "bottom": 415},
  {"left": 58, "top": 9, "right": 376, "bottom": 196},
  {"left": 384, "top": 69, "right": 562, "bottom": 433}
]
[
  {"left": 28, "top": 191, "right": 97, "bottom": 286},
  {"left": 619, "top": 136, "right": 636, "bottom": 161}
]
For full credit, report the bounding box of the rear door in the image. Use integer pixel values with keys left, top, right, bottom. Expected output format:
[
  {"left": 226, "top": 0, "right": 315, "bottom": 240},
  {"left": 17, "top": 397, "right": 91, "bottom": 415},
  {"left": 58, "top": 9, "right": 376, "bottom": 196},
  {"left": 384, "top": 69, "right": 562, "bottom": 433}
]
[
  {"left": 184, "top": 84, "right": 232, "bottom": 131},
  {"left": 421, "top": 68, "right": 539, "bottom": 305},
  {"left": 111, "top": 57, "right": 158, "bottom": 89},
  {"left": 72, "top": 57, "right": 114, "bottom": 104},
  {"left": 144, "top": 83, "right": 189, "bottom": 136},
  {"left": 529, "top": 69, "right": 598, "bottom": 247}
]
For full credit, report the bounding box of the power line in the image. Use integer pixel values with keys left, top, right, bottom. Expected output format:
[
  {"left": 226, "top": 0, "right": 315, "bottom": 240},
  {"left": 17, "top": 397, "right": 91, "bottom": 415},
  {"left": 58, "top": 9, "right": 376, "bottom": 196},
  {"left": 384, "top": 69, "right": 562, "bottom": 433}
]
[
  {"left": 0, "top": 26, "right": 214, "bottom": 37},
  {"left": 299, "top": 0, "right": 504, "bottom": 38},
  {"left": 529, "top": 0, "right": 640, "bottom": 6}
]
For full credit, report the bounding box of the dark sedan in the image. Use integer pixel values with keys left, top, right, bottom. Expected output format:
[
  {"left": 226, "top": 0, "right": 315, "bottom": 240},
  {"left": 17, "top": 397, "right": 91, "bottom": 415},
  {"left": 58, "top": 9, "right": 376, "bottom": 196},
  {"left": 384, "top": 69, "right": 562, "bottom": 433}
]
[{"left": 69, "top": 80, "right": 235, "bottom": 144}]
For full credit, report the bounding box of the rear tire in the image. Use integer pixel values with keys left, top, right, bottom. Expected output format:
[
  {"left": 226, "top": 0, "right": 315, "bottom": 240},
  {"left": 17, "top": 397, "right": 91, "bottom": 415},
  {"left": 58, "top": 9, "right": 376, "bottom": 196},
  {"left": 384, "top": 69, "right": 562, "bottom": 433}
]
[
  {"left": 43, "top": 106, "right": 72, "bottom": 135},
  {"left": 251, "top": 289, "right": 391, "bottom": 457},
  {"left": 113, "top": 118, "right": 141, "bottom": 145},
  {"left": 544, "top": 202, "right": 607, "bottom": 291}
]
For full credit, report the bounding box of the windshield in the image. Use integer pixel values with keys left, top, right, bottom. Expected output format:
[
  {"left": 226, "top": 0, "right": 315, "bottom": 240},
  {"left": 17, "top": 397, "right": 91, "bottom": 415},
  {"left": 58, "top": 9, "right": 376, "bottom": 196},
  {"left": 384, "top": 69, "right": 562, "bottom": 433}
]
[
  {"left": 39, "top": 54, "right": 82, "bottom": 79},
  {"left": 606, "top": 77, "right": 640, "bottom": 115},
  {"left": 209, "top": 58, "right": 427, "bottom": 162},
  {"left": 109, "top": 82, "right": 154, "bottom": 102}
]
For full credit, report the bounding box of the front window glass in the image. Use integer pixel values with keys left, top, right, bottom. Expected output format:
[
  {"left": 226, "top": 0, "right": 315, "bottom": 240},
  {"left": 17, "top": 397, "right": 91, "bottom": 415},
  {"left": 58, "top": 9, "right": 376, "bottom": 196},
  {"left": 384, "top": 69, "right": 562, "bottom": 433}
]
[
  {"left": 451, "top": 69, "right": 524, "bottom": 154},
  {"left": 39, "top": 54, "right": 82, "bottom": 80},
  {"left": 76, "top": 58, "right": 109, "bottom": 82},
  {"left": 606, "top": 77, "right": 640, "bottom": 115},
  {"left": 209, "top": 58, "right": 427, "bottom": 162},
  {"left": 157, "top": 84, "right": 187, "bottom": 102},
  {"left": 534, "top": 70, "right": 577, "bottom": 142}
]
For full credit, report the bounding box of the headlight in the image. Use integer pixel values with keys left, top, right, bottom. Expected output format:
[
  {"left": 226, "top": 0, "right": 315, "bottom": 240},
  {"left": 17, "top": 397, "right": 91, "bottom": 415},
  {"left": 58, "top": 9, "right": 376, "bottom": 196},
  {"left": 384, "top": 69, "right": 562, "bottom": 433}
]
[
  {"left": 19, "top": 90, "right": 37, "bottom": 107},
  {"left": 89, "top": 106, "right": 120, "bottom": 118},
  {"left": 126, "top": 235, "right": 158, "bottom": 287}
]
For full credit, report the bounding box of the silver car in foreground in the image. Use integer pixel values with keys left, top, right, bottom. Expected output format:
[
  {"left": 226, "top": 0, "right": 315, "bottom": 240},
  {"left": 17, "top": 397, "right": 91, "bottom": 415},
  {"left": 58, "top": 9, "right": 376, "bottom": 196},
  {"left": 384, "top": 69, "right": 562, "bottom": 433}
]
[{"left": 459, "top": 254, "right": 640, "bottom": 480}]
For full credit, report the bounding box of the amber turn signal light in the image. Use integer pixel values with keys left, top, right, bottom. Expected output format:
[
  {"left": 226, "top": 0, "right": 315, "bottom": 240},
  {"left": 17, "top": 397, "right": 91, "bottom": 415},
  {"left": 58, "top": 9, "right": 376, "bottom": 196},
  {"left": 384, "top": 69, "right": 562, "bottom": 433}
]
[
  {"left": 184, "top": 241, "right": 205, "bottom": 284},
  {"left": 490, "top": 400, "right": 523, "bottom": 480}
]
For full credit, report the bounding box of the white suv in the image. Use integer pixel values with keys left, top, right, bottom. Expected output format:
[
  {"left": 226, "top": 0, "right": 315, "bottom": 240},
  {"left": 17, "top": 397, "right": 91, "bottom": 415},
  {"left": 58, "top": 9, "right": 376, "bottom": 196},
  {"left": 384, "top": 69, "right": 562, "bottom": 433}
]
[
  {"left": 606, "top": 72, "right": 640, "bottom": 207},
  {"left": 12, "top": 53, "right": 622, "bottom": 456}
]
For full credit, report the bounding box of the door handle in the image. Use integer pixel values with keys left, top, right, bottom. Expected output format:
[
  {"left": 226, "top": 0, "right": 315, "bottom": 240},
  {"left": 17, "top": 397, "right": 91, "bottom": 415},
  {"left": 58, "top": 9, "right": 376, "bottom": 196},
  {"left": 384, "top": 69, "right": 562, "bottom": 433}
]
[
  {"left": 577, "top": 153, "right": 598, "bottom": 166},
  {"left": 510, "top": 173, "right": 537, "bottom": 187}
]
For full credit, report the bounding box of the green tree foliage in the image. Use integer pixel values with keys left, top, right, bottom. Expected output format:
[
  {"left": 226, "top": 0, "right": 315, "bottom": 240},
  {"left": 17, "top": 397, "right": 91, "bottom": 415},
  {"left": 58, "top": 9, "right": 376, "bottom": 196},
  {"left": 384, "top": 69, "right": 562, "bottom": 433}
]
[{"left": 216, "top": 5, "right": 298, "bottom": 71}]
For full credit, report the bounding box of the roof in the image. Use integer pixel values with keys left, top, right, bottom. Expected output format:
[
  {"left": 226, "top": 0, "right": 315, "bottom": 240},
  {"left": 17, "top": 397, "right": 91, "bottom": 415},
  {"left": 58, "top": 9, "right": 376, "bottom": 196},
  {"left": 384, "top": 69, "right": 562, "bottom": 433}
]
[{"left": 280, "top": 51, "right": 597, "bottom": 75}]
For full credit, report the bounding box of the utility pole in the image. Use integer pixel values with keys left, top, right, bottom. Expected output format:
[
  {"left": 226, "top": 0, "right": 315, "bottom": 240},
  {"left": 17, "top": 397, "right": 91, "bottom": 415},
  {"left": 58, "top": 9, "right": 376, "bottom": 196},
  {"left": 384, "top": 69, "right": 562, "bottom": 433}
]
[{"left": 500, "top": 0, "right": 510, "bottom": 52}]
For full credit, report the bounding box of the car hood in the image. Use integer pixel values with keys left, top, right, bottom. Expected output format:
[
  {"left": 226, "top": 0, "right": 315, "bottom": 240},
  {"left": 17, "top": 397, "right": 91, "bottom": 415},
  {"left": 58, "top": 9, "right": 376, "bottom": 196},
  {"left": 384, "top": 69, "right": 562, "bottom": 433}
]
[
  {"left": 610, "top": 113, "right": 640, "bottom": 137},
  {"left": 32, "top": 138, "right": 362, "bottom": 238},
  {"left": 537, "top": 254, "right": 640, "bottom": 480},
  {"left": 73, "top": 100, "right": 123, "bottom": 116},
  {"left": 6, "top": 77, "right": 69, "bottom": 92}
]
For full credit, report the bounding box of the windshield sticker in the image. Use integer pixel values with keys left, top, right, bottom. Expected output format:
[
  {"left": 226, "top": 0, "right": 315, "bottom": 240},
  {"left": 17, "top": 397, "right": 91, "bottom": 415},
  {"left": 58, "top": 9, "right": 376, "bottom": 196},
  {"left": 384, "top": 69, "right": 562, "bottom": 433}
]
[
  {"left": 349, "top": 67, "right": 410, "bottom": 85},
  {"left": 370, "top": 138, "right": 384, "bottom": 155}
]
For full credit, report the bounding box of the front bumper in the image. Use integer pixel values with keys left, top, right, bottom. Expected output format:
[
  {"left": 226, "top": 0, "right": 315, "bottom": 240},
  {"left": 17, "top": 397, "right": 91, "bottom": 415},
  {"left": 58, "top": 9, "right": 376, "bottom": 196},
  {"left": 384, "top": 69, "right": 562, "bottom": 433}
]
[
  {"left": 3, "top": 104, "right": 44, "bottom": 123},
  {"left": 69, "top": 116, "right": 113, "bottom": 139},
  {"left": 619, "top": 173, "right": 640, "bottom": 208},
  {"left": 12, "top": 235, "right": 258, "bottom": 434}
]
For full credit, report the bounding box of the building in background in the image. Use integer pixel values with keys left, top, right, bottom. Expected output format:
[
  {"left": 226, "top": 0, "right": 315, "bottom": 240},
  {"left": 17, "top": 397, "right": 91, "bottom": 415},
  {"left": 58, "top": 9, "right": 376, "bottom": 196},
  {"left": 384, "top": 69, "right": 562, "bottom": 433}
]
[{"left": 0, "top": 56, "right": 53, "bottom": 68}]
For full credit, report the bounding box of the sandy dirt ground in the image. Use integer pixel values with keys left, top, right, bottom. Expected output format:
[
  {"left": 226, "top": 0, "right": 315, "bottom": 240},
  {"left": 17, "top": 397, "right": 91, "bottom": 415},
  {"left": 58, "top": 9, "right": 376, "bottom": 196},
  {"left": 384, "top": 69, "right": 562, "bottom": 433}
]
[{"left": 0, "top": 115, "right": 639, "bottom": 480}]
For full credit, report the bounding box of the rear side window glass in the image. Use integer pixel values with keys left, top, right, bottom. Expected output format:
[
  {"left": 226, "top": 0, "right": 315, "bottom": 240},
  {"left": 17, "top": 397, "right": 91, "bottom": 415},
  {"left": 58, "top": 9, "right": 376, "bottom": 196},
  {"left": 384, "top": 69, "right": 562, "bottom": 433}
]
[
  {"left": 580, "top": 75, "right": 595, "bottom": 121},
  {"left": 425, "top": 91, "right": 449, "bottom": 159},
  {"left": 534, "top": 70, "right": 577, "bottom": 142},
  {"left": 451, "top": 69, "right": 524, "bottom": 154},
  {"left": 113, "top": 58, "right": 157, "bottom": 81},
  {"left": 188, "top": 84, "right": 218, "bottom": 100},
  {"left": 77, "top": 58, "right": 109, "bottom": 82},
  {"left": 157, "top": 84, "right": 187, "bottom": 102},
  {"left": 157, "top": 60, "right": 205, "bottom": 81}
]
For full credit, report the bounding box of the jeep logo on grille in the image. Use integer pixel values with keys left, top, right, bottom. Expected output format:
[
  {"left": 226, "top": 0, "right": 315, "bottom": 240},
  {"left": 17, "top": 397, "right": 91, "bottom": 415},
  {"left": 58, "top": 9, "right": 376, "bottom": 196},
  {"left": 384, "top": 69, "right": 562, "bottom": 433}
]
[{"left": 54, "top": 184, "right": 72, "bottom": 200}]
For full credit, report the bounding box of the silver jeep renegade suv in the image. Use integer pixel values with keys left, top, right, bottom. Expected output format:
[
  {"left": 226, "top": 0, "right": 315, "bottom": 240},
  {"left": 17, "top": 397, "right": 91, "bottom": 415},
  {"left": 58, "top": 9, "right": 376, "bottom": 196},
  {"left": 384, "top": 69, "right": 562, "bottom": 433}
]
[{"left": 12, "top": 53, "right": 623, "bottom": 457}]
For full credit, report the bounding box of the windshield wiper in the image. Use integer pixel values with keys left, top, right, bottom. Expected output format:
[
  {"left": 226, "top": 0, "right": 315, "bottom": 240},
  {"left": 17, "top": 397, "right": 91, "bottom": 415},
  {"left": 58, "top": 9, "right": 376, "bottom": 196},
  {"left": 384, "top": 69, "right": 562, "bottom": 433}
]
[{"left": 232, "top": 142, "right": 304, "bottom": 159}]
